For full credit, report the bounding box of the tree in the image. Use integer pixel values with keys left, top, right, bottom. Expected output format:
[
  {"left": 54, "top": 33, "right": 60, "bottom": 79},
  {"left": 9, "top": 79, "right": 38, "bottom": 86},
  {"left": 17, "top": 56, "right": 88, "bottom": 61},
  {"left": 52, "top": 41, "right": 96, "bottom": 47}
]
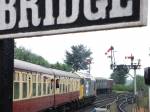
[
  {"left": 110, "top": 65, "right": 129, "bottom": 84},
  {"left": 15, "top": 46, "right": 73, "bottom": 71},
  {"left": 15, "top": 47, "right": 50, "bottom": 67},
  {"left": 65, "top": 45, "right": 92, "bottom": 72},
  {"left": 50, "top": 62, "right": 72, "bottom": 72}
]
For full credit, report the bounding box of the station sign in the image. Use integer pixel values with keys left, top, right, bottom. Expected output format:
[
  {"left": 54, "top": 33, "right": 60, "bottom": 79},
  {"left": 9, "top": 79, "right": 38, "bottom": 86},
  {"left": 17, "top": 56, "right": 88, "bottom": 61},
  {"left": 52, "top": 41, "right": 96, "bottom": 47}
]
[{"left": 0, "top": 0, "right": 148, "bottom": 39}]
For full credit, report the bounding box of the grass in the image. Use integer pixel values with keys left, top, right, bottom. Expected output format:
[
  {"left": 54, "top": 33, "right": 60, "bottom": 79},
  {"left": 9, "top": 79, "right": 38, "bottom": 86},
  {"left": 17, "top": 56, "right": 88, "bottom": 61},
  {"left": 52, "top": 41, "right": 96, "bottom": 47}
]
[{"left": 136, "top": 95, "right": 149, "bottom": 112}]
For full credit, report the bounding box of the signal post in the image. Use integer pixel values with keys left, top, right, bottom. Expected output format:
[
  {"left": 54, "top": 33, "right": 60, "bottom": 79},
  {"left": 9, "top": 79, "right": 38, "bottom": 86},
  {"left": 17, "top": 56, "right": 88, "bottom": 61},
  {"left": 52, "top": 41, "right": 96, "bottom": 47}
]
[
  {"left": 105, "top": 46, "right": 141, "bottom": 96},
  {"left": 125, "top": 54, "right": 141, "bottom": 95}
]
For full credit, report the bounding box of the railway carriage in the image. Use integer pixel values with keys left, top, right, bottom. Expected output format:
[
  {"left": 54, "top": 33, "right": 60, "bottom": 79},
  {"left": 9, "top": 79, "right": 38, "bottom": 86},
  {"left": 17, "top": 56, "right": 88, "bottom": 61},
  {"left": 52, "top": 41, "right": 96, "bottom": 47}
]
[
  {"left": 51, "top": 69, "right": 80, "bottom": 108},
  {"left": 96, "top": 77, "right": 114, "bottom": 95},
  {"left": 13, "top": 59, "right": 80, "bottom": 112}
]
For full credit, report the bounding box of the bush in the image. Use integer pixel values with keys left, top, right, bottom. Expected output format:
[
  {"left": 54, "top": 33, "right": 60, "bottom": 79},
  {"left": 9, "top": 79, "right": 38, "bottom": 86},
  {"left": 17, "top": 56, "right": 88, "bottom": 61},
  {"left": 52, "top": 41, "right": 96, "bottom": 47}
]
[{"left": 112, "top": 84, "right": 133, "bottom": 92}]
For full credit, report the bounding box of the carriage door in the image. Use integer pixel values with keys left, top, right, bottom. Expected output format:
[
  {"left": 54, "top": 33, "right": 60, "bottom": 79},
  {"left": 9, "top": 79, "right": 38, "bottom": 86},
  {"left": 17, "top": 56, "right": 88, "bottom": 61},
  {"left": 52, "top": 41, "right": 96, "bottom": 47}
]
[{"left": 27, "top": 73, "right": 32, "bottom": 97}]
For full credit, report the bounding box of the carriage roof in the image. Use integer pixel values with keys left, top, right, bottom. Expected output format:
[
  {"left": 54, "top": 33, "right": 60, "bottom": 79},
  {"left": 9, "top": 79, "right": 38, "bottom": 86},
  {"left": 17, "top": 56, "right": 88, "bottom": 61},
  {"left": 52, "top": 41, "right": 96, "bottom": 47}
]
[{"left": 14, "top": 59, "right": 80, "bottom": 78}]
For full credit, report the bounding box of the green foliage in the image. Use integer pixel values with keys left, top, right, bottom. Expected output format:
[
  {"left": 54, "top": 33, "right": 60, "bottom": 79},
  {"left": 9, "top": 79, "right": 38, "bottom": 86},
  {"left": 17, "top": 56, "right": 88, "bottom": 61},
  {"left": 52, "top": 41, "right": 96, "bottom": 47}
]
[
  {"left": 111, "top": 65, "right": 129, "bottom": 84},
  {"left": 113, "top": 75, "right": 149, "bottom": 94},
  {"left": 129, "top": 75, "right": 148, "bottom": 95},
  {"left": 113, "top": 84, "right": 132, "bottom": 92},
  {"left": 15, "top": 46, "right": 73, "bottom": 71},
  {"left": 65, "top": 45, "right": 92, "bottom": 72},
  {"left": 136, "top": 75, "right": 148, "bottom": 93},
  {"left": 15, "top": 47, "right": 50, "bottom": 67},
  {"left": 136, "top": 75, "right": 149, "bottom": 110},
  {"left": 50, "top": 62, "right": 72, "bottom": 72}
]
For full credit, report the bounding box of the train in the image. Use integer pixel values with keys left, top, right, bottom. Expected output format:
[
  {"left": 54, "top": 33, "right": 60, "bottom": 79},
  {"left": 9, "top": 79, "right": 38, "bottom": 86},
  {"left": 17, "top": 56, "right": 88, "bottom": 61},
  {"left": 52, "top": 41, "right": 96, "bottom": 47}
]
[
  {"left": 95, "top": 77, "right": 114, "bottom": 95},
  {"left": 13, "top": 59, "right": 113, "bottom": 112}
]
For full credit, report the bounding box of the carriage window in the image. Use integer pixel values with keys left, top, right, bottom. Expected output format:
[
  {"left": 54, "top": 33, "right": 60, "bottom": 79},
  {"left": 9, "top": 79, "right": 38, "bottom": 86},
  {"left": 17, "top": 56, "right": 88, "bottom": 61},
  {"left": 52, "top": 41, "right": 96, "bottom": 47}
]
[
  {"left": 14, "top": 72, "right": 20, "bottom": 99},
  {"left": 23, "top": 83, "right": 27, "bottom": 98},
  {"left": 38, "top": 75, "right": 41, "bottom": 96},
  {"left": 66, "top": 85, "right": 67, "bottom": 92},
  {"left": 70, "top": 80, "right": 72, "bottom": 92},
  {"left": 51, "top": 79, "right": 54, "bottom": 94},
  {"left": 14, "top": 82, "right": 19, "bottom": 99},
  {"left": 22, "top": 73, "right": 27, "bottom": 98},
  {"left": 63, "top": 84, "right": 65, "bottom": 93},
  {"left": 47, "top": 79, "right": 51, "bottom": 94},
  {"left": 43, "top": 76, "right": 47, "bottom": 95},
  {"left": 32, "top": 75, "right": 36, "bottom": 96},
  {"left": 56, "top": 79, "right": 59, "bottom": 88},
  {"left": 60, "top": 84, "right": 62, "bottom": 93},
  {"left": 80, "top": 79, "right": 84, "bottom": 85},
  {"left": 76, "top": 81, "right": 78, "bottom": 90},
  {"left": 68, "top": 84, "right": 70, "bottom": 92},
  {"left": 72, "top": 80, "right": 74, "bottom": 91}
]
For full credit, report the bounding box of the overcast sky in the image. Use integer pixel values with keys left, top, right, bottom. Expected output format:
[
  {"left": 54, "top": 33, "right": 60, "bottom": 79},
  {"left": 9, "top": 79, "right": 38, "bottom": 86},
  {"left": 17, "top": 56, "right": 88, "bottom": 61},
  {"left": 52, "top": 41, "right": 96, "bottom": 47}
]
[{"left": 16, "top": 1, "right": 150, "bottom": 78}]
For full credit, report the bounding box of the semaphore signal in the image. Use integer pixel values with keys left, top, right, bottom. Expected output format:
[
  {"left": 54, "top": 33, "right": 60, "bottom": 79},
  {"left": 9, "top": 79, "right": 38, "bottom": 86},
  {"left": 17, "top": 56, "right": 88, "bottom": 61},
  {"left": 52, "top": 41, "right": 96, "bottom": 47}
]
[{"left": 105, "top": 46, "right": 141, "bottom": 95}]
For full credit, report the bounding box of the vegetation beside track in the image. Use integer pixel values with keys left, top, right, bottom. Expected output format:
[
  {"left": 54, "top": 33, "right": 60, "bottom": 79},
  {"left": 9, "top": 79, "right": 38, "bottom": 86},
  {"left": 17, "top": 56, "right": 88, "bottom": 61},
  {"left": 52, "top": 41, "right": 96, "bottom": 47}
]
[{"left": 136, "top": 95, "right": 149, "bottom": 112}]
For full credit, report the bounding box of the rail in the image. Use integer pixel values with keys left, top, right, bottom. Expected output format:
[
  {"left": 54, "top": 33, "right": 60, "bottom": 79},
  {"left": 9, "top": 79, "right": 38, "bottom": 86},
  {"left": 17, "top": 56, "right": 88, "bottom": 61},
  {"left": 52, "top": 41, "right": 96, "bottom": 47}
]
[{"left": 106, "top": 93, "right": 136, "bottom": 112}]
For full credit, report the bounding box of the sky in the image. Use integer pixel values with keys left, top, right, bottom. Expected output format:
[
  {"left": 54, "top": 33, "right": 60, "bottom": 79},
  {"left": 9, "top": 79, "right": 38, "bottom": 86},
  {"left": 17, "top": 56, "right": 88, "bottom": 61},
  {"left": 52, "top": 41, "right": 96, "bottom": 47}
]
[{"left": 16, "top": 1, "right": 150, "bottom": 79}]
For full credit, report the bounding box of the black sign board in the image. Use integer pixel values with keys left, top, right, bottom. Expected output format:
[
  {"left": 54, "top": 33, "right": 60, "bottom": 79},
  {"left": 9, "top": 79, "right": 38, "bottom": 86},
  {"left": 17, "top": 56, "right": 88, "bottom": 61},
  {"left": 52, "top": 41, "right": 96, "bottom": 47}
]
[{"left": 0, "top": 0, "right": 148, "bottom": 39}]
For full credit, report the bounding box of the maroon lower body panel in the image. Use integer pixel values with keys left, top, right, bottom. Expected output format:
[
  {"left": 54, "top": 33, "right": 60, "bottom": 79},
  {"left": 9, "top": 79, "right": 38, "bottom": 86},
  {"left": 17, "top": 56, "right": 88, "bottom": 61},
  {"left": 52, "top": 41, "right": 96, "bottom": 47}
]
[
  {"left": 13, "top": 95, "right": 54, "bottom": 112},
  {"left": 54, "top": 91, "right": 79, "bottom": 106},
  {"left": 13, "top": 91, "right": 80, "bottom": 112}
]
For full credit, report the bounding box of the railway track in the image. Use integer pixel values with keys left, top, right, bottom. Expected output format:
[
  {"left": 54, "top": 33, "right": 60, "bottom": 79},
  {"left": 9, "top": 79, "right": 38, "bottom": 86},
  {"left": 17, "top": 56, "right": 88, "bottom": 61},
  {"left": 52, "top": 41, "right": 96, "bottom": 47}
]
[
  {"left": 75, "top": 93, "right": 117, "bottom": 112},
  {"left": 75, "top": 92, "right": 135, "bottom": 112},
  {"left": 94, "top": 95, "right": 117, "bottom": 108},
  {"left": 47, "top": 93, "right": 135, "bottom": 112},
  {"left": 117, "top": 93, "right": 135, "bottom": 112}
]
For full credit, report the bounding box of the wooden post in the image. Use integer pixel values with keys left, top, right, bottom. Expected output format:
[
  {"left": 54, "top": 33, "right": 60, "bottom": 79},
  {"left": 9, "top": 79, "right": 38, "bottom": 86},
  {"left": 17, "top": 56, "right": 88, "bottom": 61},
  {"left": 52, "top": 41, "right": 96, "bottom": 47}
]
[{"left": 0, "top": 39, "right": 14, "bottom": 112}]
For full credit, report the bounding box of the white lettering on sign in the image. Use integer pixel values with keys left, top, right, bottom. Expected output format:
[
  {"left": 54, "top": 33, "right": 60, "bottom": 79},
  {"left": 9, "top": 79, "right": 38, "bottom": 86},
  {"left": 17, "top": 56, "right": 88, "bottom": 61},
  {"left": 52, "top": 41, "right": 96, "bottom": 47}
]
[
  {"left": 0, "top": 0, "right": 135, "bottom": 31},
  {"left": 0, "top": 0, "right": 147, "bottom": 39},
  {"left": 57, "top": 0, "right": 80, "bottom": 24},
  {"left": 110, "top": 0, "right": 133, "bottom": 18},
  {"left": 84, "top": 0, "right": 108, "bottom": 20},
  {"left": 19, "top": 0, "right": 41, "bottom": 28},
  {"left": 44, "top": 0, "right": 54, "bottom": 26},
  {"left": 0, "top": 0, "right": 16, "bottom": 30}
]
